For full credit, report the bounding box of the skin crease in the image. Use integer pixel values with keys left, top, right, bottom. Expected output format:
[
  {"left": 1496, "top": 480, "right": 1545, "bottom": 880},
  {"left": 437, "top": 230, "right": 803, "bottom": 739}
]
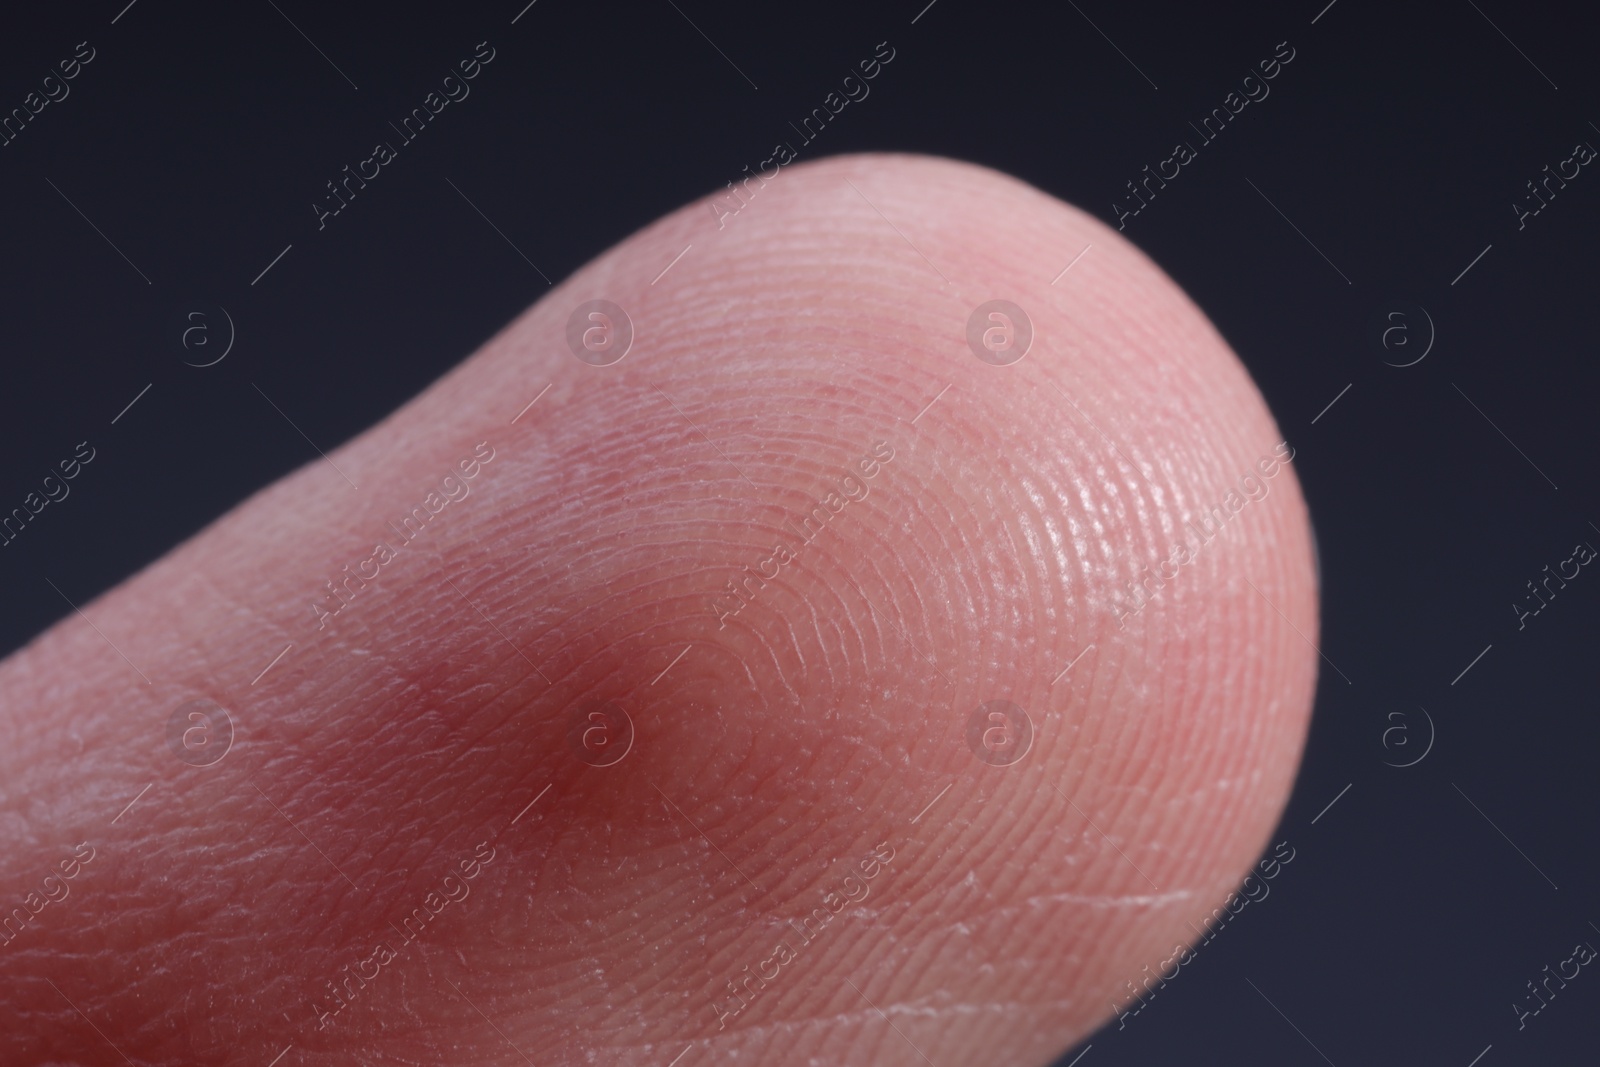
[{"left": 0, "top": 154, "right": 1317, "bottom": 1066}]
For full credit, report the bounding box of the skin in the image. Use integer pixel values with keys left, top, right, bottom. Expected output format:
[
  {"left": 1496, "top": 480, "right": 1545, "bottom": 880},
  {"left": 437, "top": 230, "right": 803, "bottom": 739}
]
[{"left": 0, "top": 154, "right": 1317, "bottom": 1067}]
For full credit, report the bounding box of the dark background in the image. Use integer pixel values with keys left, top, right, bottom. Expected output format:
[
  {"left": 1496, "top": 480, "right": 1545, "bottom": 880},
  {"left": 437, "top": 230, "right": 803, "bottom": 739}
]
[{"left": 2, "top": 1, "right": 1596, "bottom": 1064}]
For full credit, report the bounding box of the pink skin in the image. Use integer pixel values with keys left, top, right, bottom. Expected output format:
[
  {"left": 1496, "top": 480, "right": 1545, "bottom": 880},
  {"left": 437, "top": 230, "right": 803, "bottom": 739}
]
[{"left": 0, "top": 154, "right": 1317, "bottom": 1066}]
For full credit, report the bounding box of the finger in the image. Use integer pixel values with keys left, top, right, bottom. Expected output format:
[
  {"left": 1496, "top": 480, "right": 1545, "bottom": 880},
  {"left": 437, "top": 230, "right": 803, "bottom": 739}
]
[{"left": 0, "top": 152, "right": 1317, "bottom": 1067}]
